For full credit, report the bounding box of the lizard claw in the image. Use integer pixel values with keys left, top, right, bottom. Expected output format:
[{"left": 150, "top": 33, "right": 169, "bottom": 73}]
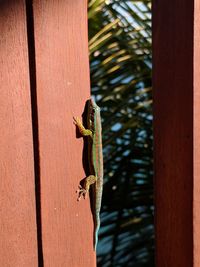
[
  {"left": 73, "top": 117, "right": 81, "bottom": 126},
  {"left": 76, "top": 185, "right": 87, "bottom": 201},
  {"left": 73, "top": 116, "right": 77, "bottom": 124}
]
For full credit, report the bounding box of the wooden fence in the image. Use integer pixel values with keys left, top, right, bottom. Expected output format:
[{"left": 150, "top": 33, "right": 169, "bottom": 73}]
[
  {"left": 1, "top": 0, "right": 200, "bottom": 266},
  {"left": 0, "top": 1, "right": 96, "bottom": 266}
]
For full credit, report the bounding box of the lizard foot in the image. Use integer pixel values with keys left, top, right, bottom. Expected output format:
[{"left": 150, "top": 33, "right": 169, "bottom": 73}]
[
  {"left": 76, "top": 185, "right": 88, "bottom": 201},
  {"left": 73, "top": 116, "right": 81, "bottom": 126}
]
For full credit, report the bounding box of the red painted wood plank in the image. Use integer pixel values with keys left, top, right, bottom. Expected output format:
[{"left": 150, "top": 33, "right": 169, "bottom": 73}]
[
  {"left": 0, "top": 1, "right": 38, "bottom": 266},
  {"left": 153, "top": 0, "right": 193, "bottom": 266},
  {"left": 33, "top": 1, "right": 96, "bottom": 266},
  {"left": 194, "top": 1, "right": 200, "bottom": 266}
]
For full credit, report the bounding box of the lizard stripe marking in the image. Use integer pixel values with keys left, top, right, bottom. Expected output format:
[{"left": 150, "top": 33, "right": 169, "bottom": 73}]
[{"left": 74, "top": 98, "right": 103, "bottom": 251}]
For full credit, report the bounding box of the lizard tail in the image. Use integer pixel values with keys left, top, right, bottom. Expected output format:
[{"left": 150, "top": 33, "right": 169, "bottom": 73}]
[
  {"left": 94, "top": 219, "right": 100, "bottom": 251},
  {"left": 94, "top": 230, "right": 99, "bottom": 251}
]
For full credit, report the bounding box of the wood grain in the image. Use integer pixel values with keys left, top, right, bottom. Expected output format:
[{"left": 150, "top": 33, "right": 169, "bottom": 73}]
[
  {"left": 153, "top": 0, "right": 194, "bottom": 266},
  {"left": 0, "top": 1, "right": 38, "bottom": 266},
  {"left": 194, "top": 1, "right": 200, "bottom": 266},
  {"left": 32, "top": 1, "right": 96, "bottom": 266}
]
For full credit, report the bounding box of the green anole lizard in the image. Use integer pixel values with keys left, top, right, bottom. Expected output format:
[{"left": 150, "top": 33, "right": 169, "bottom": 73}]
[{"left": 73, "top": 98, "right": 103, "bottom": 251}]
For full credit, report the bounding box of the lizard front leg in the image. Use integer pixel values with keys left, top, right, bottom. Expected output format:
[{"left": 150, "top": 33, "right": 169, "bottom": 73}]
[
  {"left": 73, "top": 117, "right": 93, "bottom": 138},
  {"left": 77, "top": 175, "right": 97, "bottom": 201}
]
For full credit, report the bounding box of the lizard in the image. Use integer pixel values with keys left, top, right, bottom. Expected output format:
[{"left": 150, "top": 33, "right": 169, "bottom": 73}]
[{"left": 73, "top": 98, "right": 103, "bottom": 251}]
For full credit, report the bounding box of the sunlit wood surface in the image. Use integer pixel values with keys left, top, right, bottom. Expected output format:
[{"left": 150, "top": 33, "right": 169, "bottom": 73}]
[
  {"left": 33, "top": 0, "right": 96, "bottom": 266},
  {"left": 0, "top": 1, "right": 38, "bottom": 266}
]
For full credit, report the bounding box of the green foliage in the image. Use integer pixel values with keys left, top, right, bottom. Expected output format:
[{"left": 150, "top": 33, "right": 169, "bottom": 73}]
[{"left": 88, "top": 0, "right": 154, "bottom": 266}]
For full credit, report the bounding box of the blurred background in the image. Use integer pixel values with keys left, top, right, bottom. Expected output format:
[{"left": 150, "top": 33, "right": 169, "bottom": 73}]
[{"left": 88, "top": 1, "right": 153, "bottom": 266}]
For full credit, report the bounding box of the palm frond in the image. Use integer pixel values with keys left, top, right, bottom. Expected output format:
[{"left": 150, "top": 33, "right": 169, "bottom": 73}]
[{"left": 88, "top": 1, "right": 154, "bottom": 266}]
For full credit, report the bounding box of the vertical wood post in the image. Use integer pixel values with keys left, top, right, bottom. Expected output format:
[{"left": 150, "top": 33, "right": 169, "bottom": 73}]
[
  {"left": 194, "top": 2, "right": 200, "bottom": 267},
  {"left": 153, "top": 0, "right": 197, "bottom": 266},
  {"left": 0, "top": 1, "right": 38, "bottom": 266},
  {"left": 32, "top": 1, "right": 96, "bottom": 266}
]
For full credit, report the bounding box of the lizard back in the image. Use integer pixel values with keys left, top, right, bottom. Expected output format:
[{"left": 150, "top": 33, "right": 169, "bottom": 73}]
[{"left": 87, "top": 98, "right": 103, "bottom": 249}]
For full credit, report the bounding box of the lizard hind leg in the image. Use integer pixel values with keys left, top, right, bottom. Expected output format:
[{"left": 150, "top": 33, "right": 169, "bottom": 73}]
[{"left": 77, "top": 175, "right": 97, "bottom": 201}]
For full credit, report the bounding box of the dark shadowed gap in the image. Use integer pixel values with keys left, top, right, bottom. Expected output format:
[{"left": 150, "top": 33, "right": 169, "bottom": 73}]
[{"left": 25, "top": 1, "right": 44, "bottom": 266}]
